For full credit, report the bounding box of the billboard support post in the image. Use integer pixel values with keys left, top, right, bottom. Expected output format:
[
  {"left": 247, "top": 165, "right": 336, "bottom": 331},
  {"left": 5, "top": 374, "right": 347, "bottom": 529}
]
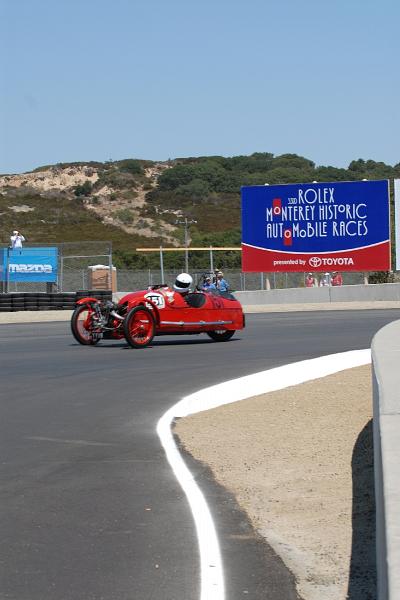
[
  {"left": 395, "top": 179, "right": 400, "bottom": 271},
  {"left": 209, "top": 246, "right": 214, "bottom": 273},
  {"left": 5, "top": 247, "right": 10, "bottom": 293},
  {"left": 60, "top": 256, "right": 64, "bottom": 292},
  {"left": 160, "top": 246, "right": 164, "bottom": 284}
]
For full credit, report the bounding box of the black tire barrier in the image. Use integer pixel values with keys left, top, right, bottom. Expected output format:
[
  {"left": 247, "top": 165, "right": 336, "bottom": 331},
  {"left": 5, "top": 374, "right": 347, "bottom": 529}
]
[
  {"left": 0, "top": 291, "right": 114, "bottom": 311},
  {"left": 23, "top": 294, "right": 39, "bottom": 304},
  {"left": 24, "top": 299, "right": 38, "bottom": 306},
  {"left": 0, "top": 295, "right": 25, "bottom": 310},
  {"left": 76, "top": 289, "right": 111, "bottom": 292},
  {"left": 76, "top": 289, "right": 112, "bottom": 298}
]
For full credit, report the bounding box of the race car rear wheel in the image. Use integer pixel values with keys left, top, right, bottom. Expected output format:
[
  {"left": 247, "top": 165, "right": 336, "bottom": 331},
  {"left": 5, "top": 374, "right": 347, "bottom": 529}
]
[
  {"left": 207, "top": 330, "right": 235, "bottom": 342},
  {"left": 124, "top": 306, "right": 155, "bottom": 348},
  {"left": 71, "top": 304, "right": 101, "bottom": 345}
]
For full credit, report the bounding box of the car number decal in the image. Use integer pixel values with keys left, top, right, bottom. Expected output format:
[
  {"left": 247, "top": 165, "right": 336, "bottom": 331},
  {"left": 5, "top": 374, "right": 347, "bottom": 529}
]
[{"left": 144, "top": 292, "right": 165, "bottom": 309}]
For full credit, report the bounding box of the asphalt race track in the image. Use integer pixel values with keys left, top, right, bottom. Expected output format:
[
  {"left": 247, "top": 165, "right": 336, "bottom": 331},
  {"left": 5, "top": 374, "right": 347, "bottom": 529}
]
[{"left": 1, "top": 309, "right": 399, "bottom": 600}]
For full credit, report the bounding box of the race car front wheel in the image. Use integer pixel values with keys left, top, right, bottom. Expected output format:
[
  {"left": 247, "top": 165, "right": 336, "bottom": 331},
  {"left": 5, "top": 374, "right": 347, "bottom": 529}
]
[
  {"left": 71, "top": 305, "right": 101, "bottom": 345},
  {"left": 124, "top": 306, "right": 155, "bottom": 348},
  {"left": 207, "top": 330, "right": 235, "bottom": 342}
]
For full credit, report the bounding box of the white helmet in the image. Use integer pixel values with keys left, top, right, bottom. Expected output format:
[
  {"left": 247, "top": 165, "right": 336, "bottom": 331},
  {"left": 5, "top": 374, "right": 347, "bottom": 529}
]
[{"left": 173, "top": 272, "right": 193, "bottom": 293}]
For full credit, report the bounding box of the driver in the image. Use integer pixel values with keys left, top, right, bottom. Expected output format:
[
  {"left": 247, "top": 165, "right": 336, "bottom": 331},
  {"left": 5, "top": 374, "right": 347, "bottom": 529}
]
[
  {"left": 173, "top": 272, "right": 193, "bottom": 296},
  {"left": 161, "top": 273, "right": 194, "bottom": 307}
]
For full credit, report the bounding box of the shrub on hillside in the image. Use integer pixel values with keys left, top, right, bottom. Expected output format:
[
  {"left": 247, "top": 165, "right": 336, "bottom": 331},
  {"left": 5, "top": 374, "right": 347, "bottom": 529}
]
[
  {"left": 116, "top": 159, "right": 143, "bottom": 176},
  {"left": 74, "top": 180, "right": 93, "bottom": 196},
  {"left": 96, "top": 170, "right": 138, "bottom": 189},
  {"left": 113, "top": 208, "right": 134, "bottom": 224}
]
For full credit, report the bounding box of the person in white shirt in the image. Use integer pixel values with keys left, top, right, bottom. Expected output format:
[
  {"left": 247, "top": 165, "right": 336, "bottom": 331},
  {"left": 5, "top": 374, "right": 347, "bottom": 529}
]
[
  {"left": 319, "top": 272, "right": 331, "bottom": 287},
  {"left": 10, "top": 230, "right": 25, "bottom": 249}
]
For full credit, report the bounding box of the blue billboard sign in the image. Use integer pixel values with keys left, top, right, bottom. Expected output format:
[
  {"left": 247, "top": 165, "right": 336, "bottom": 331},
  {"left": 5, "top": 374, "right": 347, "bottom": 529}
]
[
  {"left": 241, "top": 180, "right": 391, "bottom": 272},
  {"left": 2, "top": 247, "right": 58, "bottom": 282}
]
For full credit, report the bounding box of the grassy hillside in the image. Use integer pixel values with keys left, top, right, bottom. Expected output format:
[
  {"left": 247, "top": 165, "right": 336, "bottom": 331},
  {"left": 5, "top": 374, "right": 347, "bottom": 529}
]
[{"left": 1, "top": 153, "right": 399, "bottom": 269}]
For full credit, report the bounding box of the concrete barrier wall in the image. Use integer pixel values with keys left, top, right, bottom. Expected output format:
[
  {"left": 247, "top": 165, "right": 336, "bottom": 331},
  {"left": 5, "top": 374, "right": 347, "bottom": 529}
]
[
  {"left": 330, "top": 284, "right": 400, "bottom": 303},
  {"left": 115, "top": 282, "right": 400, "bottom": 306},
  {"left": 235, "top": 283, "right": 400, "bottom": 306},
  {"left": 371, "top": 321, "right": 400, "bottom": 600},
  {"left": 235, "top": 287, "right": 330, "bottom": 305}
]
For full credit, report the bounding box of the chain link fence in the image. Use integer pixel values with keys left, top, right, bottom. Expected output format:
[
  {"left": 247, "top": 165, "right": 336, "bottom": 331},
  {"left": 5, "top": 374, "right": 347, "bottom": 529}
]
[
  {"left": 59, "top": 241, "right": 113, "bottom": 292},
  {"left": 115, "top": 268, "right": 367, "bottom": 292},
  {"left": 0, "top": 241, "right": 377, "bottom": 293}
]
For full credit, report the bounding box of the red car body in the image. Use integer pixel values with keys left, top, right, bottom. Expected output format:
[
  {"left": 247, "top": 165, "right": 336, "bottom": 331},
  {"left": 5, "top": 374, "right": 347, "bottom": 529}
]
[{"left": 71, "top": 286, "right": 245, "bottom": 348}]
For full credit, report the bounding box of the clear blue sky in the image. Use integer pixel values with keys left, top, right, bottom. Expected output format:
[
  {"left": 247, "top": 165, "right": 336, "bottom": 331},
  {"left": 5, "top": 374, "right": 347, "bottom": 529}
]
[{"left": 1, "top": 0, "right": 399, "bottom": 174}]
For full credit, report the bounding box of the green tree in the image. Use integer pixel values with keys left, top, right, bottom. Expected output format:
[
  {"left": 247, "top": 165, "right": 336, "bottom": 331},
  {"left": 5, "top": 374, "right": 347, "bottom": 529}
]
[
  {"left": 158, "top": 164, "right": 196, "bottom": 190},
  {"left": 175, "top": 178, "right": 210, "bottom": 200}
]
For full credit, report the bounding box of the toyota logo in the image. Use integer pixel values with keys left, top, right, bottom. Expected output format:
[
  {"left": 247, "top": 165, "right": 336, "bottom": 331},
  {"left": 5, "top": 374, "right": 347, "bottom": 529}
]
[{"left": 309, "top": 257, "right": 322, "bottom": 268}]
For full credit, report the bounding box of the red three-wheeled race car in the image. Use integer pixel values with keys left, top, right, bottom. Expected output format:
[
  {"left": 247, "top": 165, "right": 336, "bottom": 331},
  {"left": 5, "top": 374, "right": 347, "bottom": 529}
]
[{"left": 70, "top": 275, "right": 245, "bottom": 348}]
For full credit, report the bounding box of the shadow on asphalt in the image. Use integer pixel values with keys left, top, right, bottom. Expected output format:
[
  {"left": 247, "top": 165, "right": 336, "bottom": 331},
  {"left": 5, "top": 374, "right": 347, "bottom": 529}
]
[
  {"left": 348, "top": 419, "right": 377, "bottom": 600},
  {"left": 69, "top": 337, "right": 242, "bottom": 349}
]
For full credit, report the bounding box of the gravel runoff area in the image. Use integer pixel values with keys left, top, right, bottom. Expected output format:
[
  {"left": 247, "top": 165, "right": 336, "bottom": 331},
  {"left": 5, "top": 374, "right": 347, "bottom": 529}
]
[{"left": 1, "top": 301, "right": 395, "bottom": 599}]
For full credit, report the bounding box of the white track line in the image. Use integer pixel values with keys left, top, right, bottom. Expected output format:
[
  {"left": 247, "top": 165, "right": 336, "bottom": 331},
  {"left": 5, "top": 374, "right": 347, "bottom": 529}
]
[{"left": 156, "top": 349, "right": 371, "bottom": 600}]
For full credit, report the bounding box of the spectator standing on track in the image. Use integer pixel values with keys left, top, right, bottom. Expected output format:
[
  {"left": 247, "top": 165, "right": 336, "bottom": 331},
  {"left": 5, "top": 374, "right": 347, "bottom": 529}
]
[
  {"left": 215, "top": 270, "right": 230, "bottom": 292},
  {"left": 331, "top": 271, "right": 343, "bottom": 286},
  {"left": 10, "top": 230, "right": 25, "bottom": 250},
  {"left": 305, "top": 273, "right": 315, "bottom": 287}
]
